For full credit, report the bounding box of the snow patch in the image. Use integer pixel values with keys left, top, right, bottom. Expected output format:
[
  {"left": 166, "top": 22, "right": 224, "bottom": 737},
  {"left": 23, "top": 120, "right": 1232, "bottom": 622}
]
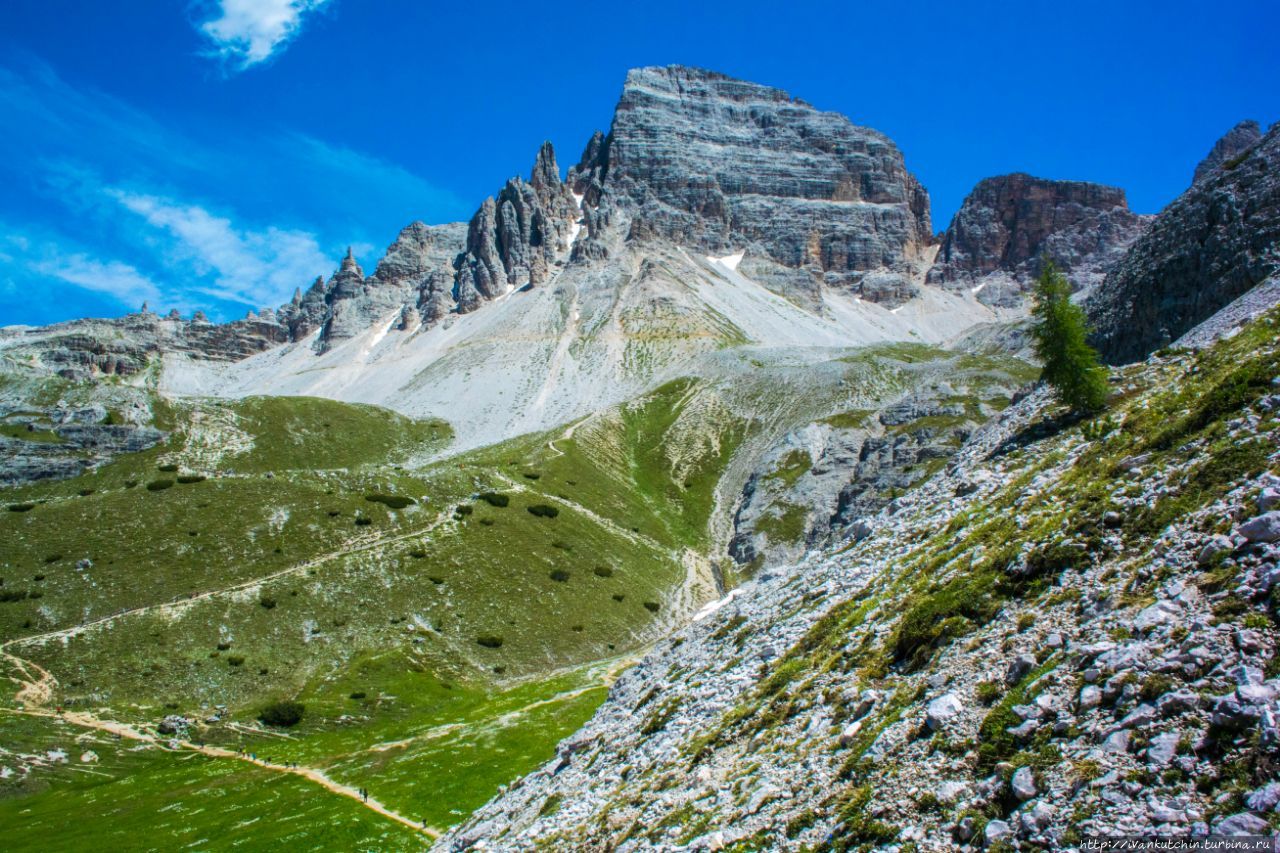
[
  {"left": 694, "top": 588, "right": 744, "bottom": 622},
  {"left": 707, "top": 250, "right": 745, "bottom": 271}
]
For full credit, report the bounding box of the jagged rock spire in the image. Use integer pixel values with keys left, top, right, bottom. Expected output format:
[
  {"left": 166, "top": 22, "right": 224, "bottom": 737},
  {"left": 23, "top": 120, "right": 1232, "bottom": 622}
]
[{"left": 530, "top": 141, "right": 560, "bottom": 192}]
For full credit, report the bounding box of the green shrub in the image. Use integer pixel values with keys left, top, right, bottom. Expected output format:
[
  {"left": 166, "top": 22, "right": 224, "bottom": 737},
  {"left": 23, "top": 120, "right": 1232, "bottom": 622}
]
[
  {"left": 976, "top": 681, "right": 1002, "bottom": 705},
  {"left": 476, "top": 634, "right": 504, "bottom": 648},
  {"left": 259, "top": 700, "right": 305, "bottom": 727},
  {"left": 365, "top": 493, "right": 415, "bottom": 509},
  {"left": 157, "top": 463, "right": 179, "bottom": 472},
  {"left": 454, "top": 504, "right": 473, "bottom": 516},
  {"left": 349, "top": 691, "right": 366, "bottom": 700},
  {"left": 177, "top": 474, "right": 206, "bottom": 484},
  {"left": 538, "top": 793, "right": 563, "bottom": 817},
  {"left": 551, "top": 540, "right": 571, "bottom": 550},
  {"left": 1023, "top": 541, "right": 1083, "bottom": 580},
  {"left": 1140, "top": 674, "right": 1174, "bottom": 702},
  {"left": 643, "top": 601, "right": 660, "bottom": 613},
  {"left": 549, "top": 569, "right": 570, "bottom": 582},
  {"left": 478, "top": 492, "right": 509, "bottom": 507},
  {"left": 428, "top": 575, "right": 445, "bottom": 584},
  {"left": 409, "top": 549, "right": 426, "bottom": 559},
  {"left": 44, "top": 554, "right": 62, "bottom": 563},
  {"left": 612, "top": 593, "right": 625, "bottom": 602},
  {"left": 593, "top": 565, "right": 614, "bottom": 578},
  {"left": 124, "top": 480, "right": 138, "bottom": 488},
  {"left": 227, "top": 655, "right": 245, "bottom": 666},
  {"left": 78, "top": 488, "right": 95, "bottom": 497},
  {"left": 522, "top": 472, "right": 541, "bottom": 480},
  {"left": 216, "top": 642, "right": 231, "bottom": 651},
  {"left": 0, "top": 590, "right": 29, "bottom": 603},
  {"left": 8, "top": 503, "right": 35, "bottom": 512},
  {"left": 146, "top": 479, "right": 174, "bottom": 491},
  {"left": 354, "top": 516, "right": 372, "bottom": 526},
  {"left": 259, "top": 597, "right": 277, "bottom": 610},
  {"left": 527, "top": 504, "right": 559, "bottom": 518}
]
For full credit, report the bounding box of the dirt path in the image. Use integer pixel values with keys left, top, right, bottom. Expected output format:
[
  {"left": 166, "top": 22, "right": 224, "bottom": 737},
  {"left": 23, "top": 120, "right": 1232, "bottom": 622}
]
[
  {"left": 366, "top": 655, "right": 636, "bottom": 756},
  {"left": 1, "top": 705, "right": 441, "bottom": 840},
  {"left": 2, "top": 505, "right": 458, "bottom": 654}
]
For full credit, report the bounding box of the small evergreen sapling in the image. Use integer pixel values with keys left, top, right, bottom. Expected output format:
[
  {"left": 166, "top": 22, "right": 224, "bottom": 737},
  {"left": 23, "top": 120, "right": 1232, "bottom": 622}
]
[{"left": 1030, "top": 260, "right": 1109, "bottom": 413}]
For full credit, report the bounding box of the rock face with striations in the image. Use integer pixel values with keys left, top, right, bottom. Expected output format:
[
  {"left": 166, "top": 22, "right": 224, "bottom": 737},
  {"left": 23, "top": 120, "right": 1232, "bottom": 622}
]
[
  {"left": 569, "top": 66, "right": 933, "bottom": 307},
  {"left": 927, "top": 174, "right": 1149, "bottom": 307},
  {"left": 453, "top": 142, "right": 582, "bottom": 313},
  {"left": 1192, "top": 120, "right": 1263, "bottom": 186},
  {"left": 1089, "top": 124, "right": 1280, "bottom": 364}
]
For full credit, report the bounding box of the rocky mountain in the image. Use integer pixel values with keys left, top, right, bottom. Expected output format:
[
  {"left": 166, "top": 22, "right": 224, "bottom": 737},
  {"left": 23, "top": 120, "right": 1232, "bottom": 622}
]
[
  {"left": 1090, "top": 123, "right": 1280, "bottom": 363},
  {"left": 571, "top": 66, "right": 934, "bottom": 309},
  {"left": 927, "top": 174, "right": 1150, "bottom": 307},
  {"left": 1193, "top": 120, "right": 1264, "bottom": 186},
  {"left": 3, "top": 63, "right": 1279, "bottom": 852}
]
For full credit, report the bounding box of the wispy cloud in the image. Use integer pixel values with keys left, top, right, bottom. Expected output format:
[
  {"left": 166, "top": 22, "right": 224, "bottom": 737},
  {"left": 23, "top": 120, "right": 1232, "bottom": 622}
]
[
  {"left": 107, "top": 189, "right": 330, "bottom": 308},
  {"left": 1, "top": 228, "right": 165, "bottom": 315},
  {"left": 0, "top": 58, "right": 466, "bottom": 324},
  {"left": 195, "top": 0, "right": 332, "bottom": 72}
]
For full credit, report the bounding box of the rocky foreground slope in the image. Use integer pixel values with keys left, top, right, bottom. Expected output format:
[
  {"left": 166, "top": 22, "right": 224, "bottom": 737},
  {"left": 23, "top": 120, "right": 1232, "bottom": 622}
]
[{"left": 443, "top": 301, "right": 1280, "bottom": 852}]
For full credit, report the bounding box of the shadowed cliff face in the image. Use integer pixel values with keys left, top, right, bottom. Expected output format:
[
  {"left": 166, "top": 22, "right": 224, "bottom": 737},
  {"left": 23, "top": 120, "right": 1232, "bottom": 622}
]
[
  {"left": 1089, "top": 124, "right": 1280, "bottom": 364},
  {"left": 1192, "top": 119, "right": 1263, "bottom": 186},
  {"left": 927, "top": 173, "right": 1150, "bottom": 307}
]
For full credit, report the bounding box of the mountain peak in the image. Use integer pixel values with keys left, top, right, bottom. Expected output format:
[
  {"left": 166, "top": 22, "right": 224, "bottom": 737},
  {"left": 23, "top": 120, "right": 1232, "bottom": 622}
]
[{"left": 1192, "top": 119, "right": 1263, "bottom": 185}]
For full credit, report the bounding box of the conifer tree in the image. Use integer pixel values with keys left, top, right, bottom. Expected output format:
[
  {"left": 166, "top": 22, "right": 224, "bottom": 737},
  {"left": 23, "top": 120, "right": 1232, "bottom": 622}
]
[{"left": 1030, "top": 260, "right": 1109, "bottom": 413}]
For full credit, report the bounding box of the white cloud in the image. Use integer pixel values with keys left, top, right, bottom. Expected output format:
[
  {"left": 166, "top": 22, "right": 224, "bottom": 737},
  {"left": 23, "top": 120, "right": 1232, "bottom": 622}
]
[
  {"left": 34, "top": 255, "right": 163, "bottom": 309},
  {"left": 196, "top": 0, "right": 331, "bottom": 71},
  {"left": 1, "top": 229, "right": 164, "bottom": 311},
  {"left": 106, "top": 189, "right": 331, "bottom": 309}
]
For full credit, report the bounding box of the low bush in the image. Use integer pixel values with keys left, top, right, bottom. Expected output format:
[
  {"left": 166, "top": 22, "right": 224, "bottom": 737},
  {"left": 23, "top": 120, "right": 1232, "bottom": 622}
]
[
  {"left": 478, "top": 492, "right": 509, "bottom": 507},
  {"left": 612, "top": 593, "right": 625, "bottom": 602},
  {"left": 216, "top": 642, "right": 231, "bottom": 651},
  {"left": 522, "top": 472, "right": 541, "bottom": 480},
  {"left": 428, "top": 575, "right": 445, "bottom": 584},
  {"left": 549, "top": 569, "right": 571, "bottom": 582},
  {"left": 643, "top": 601, "right": 660, "bottom": 613},
  {"left": 158, "top": 463, "right": 179, "bottom": 472},
  {"left": 146, "top": 479, "right": 175, "bottom": 492},
  {"left": 354, "top": 516, "right": 372, "bottom": 526},
  {"left": 259, "top": 700, "right": 305, "bottom": 727},
  {"left": 259, "top": 597, "right": 277, "bottom": 609},
  {"left": 455, "top": 504, "right": 473, "bottom": 516},
  {"left": 975, "top": 681, "right": 1002, "bottom": 705},
  {"left": 527, "top": 504, "right": 559, "bottom": 518},
  {"left": 349, "top": 691, "right": 366, "bottom": 700},
  {"left": 408, "top": 549, "right": 427, "bottom": 559},
  {"left": 177, "top": 475, "right": 206, "bottom": 484},
  {"left": 366, "top": 493, "right": 415, "bottom": 509},
  {"left": 476, "top": 634, "right": 504, "bottom": 648},
  {"left": 78, "top": 488, "right": 95, "bottom": 497},
  {"left": 44, "top": 554, "right": 62, "bottom": 563},
  {"left": 0, "top": 590, "right": 29, "bottom": 603},
  {"left": 593, "top": 566, "right": 614, "bottom": 578},
  {"left": 227, "top": 655, "right": 245, "bottom": 667},
  {"left": 8, "top": 503, "right": 35, "bottom": 512}
]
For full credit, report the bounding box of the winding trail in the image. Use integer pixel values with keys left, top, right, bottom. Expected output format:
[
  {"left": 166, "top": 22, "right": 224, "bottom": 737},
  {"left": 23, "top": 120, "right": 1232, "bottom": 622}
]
[
  {"left": 0, "top": 504, "right": 467, "bottom": 844},
  {"left": 1, "top": 505, "right": 458, "bottom": 653},
  {"left": 0, "top": 705, "right": 441, "bottom": 840}
]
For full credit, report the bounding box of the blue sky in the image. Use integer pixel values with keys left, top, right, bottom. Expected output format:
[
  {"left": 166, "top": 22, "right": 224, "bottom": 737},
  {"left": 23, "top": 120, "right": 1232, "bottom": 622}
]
[{"left": 2, "top": 0, "right": 1276, "bottom": 326}]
